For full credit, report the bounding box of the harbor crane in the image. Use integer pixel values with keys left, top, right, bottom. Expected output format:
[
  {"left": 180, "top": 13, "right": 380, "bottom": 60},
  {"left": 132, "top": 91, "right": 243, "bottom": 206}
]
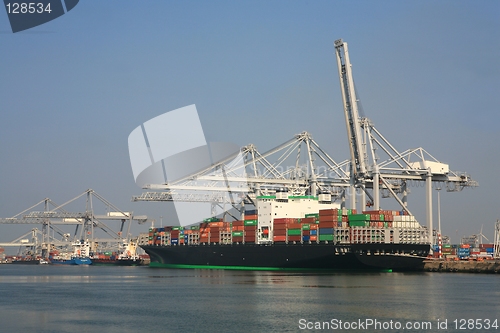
[
  {"left": 334, "top": 38, "right": 477, "bottom": 245},
  {"left": 0, "top": 189, "right": 148, "bottom": 258}
]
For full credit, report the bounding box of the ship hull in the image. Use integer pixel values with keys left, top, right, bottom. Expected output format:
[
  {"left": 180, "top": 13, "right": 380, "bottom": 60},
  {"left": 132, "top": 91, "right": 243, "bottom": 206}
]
[
  {"left": 91, "top": 258, "right": 144, "bottom": 266},
  {"left": 50, "top": 257, "right": 92, "bottom": 265},
  {"left": 11, "top": 259, "right": 44, "bottom": 265},
  {"left": 141, "top": 243, "right": 429, "bottom": 272}
]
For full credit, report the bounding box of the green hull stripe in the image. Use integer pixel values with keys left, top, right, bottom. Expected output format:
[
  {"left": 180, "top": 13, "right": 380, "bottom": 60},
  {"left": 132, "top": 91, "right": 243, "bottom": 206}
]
[{"left": 149, "top": 262, "right": 392, "bottom": 272}]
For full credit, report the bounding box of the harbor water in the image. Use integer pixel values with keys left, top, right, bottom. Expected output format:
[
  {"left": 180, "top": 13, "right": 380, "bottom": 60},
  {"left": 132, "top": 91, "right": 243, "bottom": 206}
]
[{"left": 1, "top": 265, "right": 499, "bottom": 332}]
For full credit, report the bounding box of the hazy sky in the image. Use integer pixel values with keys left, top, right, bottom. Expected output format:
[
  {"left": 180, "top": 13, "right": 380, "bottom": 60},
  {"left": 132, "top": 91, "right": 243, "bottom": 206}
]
[{"left": 1, "top": 1, "right": 499, "bottom": 245}]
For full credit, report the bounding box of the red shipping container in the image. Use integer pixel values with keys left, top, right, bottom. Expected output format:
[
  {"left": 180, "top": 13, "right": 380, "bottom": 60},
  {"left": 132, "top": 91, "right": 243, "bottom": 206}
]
[
  {"left": 273, "top": 224, "right": 287, "bottom": 230},
  {"left": 273, "top": 235, "right": 286, "bottom": 242},
  {"left": 319, "top": 209, "right": 337, "bottom": 216},
  {"left": 301, "top": 217, "right": 316, "bottom": 224},
  {"left": 244, "top": 226, "right": 257, "bottom": 231},
  {"left": 319, "top": 215, "right": 337, "bottom": 222},
  {"left": 273, "top": 230, "right": 287, "bottom": 236},
  {"left": 287, "top": 235, "right": 301, "bottom": 242},
  {"left": 232, "top": 236, "right": 244, "bottom": 242},
  {"left": 274, "top": 218, "right": 297, "bottom": 224},
  {"left": 363, "top": 210, "right": 384, "bottom": 214},
  {"left": 318, "top": 222, "right": 336, "bottom": 228},
  {"left": 310, "top": 224, "right": 318, "bottom": 230},
  {"left": 232, "top": 221, "right": 244, "bottom": 227},
  {"left": 310, "top": 235, "right": 318, "bottom": 241},
  {"left": 286, "top": 223, "right": 302, "bottom": 229},
  {"left": 244, "top": 214, "right": 258, "bottom": 220},
  {"left": 302, "top": 230, "right": 310, "bottom": 236}
]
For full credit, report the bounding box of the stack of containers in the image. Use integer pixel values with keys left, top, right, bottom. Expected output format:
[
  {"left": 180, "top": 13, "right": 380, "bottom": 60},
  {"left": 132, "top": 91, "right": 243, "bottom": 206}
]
[
  {"left": 170, "top": 227, "right": 184, "bottom": 245},
  {"left": 457, "top": 244, "right": 470, "bottom": 259},
  {"left": 199, "top": 221, "right": 213, "bottom": 243},
  {"left": 304, "top": 213, "right": 319, "bottom": 242},
  {"left": 244, "top": 212, "right": 258, "bottom": 243},
  {"left": 273, "top": 218, "right": 298, "bottom": 243},
  {"left": 349, "top": 210, "right": 403, "bottom": 228},
  {"left": 300, "top": 217, "right": 315, "bottom": 242},
  {"left": 318, "top": 209, "right": 337, "bottom": 242},
  {"left": 148, "top": 228, "right": 155, "bottom": 245},
  {"left": 208, "top": 220, "right": 223, "bottom": 244},
  {"left": 480, "top": 243, "right": 494, "bottom": 256},
  {"left": 232, "top": 220, "right": 244, "bottom": 243},
  {"left": 441, "top": 244, "right": 453, "bottom": 256},
  {"left": 286, "top": 221, "right": 302, "bottom": 243}
]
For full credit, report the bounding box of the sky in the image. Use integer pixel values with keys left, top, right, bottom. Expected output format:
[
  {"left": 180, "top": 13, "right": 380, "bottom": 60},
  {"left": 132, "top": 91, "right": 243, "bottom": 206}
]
[{"left": 0, "top": 1, "right": 499, "bottom": 247}]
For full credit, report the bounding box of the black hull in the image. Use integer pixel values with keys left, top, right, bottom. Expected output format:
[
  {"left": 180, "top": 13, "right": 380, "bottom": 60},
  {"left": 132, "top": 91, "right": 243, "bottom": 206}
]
[
  {"left": 11, "top": 259, "right": 42, "bottom": 265},
  {"left": 91, "top": 258, "right": 144, "bottom": 266},
  {"left": 141, "top": 243, "right": 429, "bottom": 272}
]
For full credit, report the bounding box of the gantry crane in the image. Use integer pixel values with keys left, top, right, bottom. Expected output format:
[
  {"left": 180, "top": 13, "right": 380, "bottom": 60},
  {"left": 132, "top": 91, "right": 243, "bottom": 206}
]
[
  {"left": 0, "top": 189, "right": 148, "bottom": 258},
  {"left": 334, "top": 38, "right": 477, "bottom": 245}
]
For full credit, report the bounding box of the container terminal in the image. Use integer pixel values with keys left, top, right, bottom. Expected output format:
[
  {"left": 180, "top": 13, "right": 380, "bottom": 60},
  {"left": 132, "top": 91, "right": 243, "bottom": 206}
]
[{"left": 0, "top": 39, "right": 491, "bottom": 270}]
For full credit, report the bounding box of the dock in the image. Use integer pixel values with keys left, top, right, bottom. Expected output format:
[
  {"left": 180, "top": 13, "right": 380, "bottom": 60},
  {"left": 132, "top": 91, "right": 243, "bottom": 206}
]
[{"left": 424, "top": 259, "right": 500, "bottom": 273}]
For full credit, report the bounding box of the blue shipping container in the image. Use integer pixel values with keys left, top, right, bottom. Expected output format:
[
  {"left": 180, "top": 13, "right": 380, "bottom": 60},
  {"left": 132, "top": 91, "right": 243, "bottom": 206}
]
[
  {"left": 302, "top": 235, "right": 310, "bottom": 242},
  {"left": 319, "top": 228, "right": 334, "bottom": 235}
]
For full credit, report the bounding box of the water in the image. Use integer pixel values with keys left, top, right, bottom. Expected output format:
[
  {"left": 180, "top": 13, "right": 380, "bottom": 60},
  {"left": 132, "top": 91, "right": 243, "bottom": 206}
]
[{"left": 1, "top": 265, "right": 499, "bottom": 333}]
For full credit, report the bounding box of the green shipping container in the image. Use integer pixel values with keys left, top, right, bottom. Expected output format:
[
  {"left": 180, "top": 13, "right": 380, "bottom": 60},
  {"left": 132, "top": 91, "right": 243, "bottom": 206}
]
[
  {"left": 302, "top": 224, "right": 310, "bottom": 230},
  {"left": 244, "top": 220, "right": 258, "bottom": 226},
  {"left": 349, "top": 221, "right": 369, "bottom": 227},
  {"left": 349, "top": 214, "right": 370, "bottom": 221},
  {"left": 305, "top": 213, "right": 319, "bottom": 218},
  {"left": 379, "top": 214, "right": 385, "bottom": 221},
  {"left": 287, "top": 229, "right": 302, "bottom": 236},
  {"left": 319, "top": 234, "right": 334, "bottom": 241},
  {"left": 232, "top": 231, "right": 244, "bottom": 237}
]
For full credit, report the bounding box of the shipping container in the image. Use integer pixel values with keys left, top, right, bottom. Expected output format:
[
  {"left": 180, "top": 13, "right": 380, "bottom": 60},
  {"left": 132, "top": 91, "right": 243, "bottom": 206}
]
[
  {"left": 287, "top": 229, "right": 302, "bottom": 236},
  {"left": 319, "top": 227, "right": 334, "bottom": 235}
]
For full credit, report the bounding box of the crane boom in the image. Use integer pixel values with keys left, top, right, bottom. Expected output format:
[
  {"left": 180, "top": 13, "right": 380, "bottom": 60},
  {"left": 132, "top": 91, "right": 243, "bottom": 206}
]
[{"left": 334, "top": 39, "right": 367, "bottom": 179}]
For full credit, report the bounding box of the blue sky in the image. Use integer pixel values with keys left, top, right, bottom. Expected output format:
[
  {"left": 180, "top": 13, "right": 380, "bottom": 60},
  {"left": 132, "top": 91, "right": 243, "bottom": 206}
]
[{"left": 1, "top": 1, "right": 499, "bottom": 244}]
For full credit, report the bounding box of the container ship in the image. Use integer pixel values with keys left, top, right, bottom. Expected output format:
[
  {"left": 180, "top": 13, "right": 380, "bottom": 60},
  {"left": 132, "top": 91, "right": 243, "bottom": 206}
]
[
  {"left": 49, "top": 240, "right": 92, "bottom": 265},
  {"left": 141, "top": 196, "right": 430, "bottom": 271}
]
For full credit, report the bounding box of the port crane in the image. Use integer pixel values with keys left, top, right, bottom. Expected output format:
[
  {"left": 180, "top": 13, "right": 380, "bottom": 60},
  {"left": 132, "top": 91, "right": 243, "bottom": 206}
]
[
  {"left": 133, "top": 132, "right": 352, "bottom": 214},
  {"left": 0, "top": 189, "right": 148, "bottom": 258},
  {"left": 334, "top": 38, "right": 477, "bottom": 245}
]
